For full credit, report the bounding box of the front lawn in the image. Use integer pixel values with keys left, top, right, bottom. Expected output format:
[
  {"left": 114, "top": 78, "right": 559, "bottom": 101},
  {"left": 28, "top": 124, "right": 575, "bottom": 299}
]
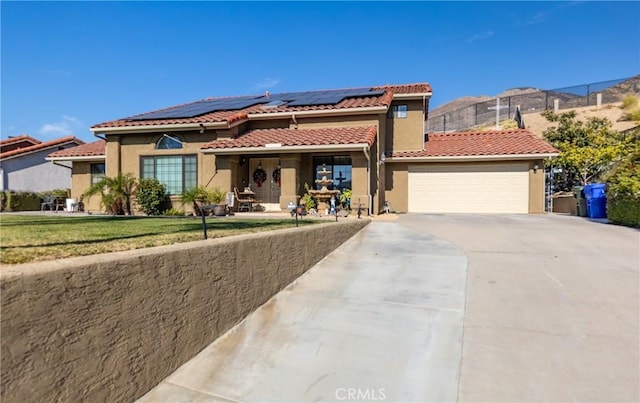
[{"left": 0, "top": 215, "right": 315, "bottom": 265}]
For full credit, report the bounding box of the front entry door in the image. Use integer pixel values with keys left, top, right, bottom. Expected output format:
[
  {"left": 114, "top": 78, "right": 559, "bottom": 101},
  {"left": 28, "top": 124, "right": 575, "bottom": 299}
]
[{"left": 250, "top": 158, "right": 281, "bottom": 211}]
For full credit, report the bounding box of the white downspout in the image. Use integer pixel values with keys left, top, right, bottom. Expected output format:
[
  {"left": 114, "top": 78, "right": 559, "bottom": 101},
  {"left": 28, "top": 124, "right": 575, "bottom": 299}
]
[
  {"left": 364, "top": 146, "right": 371, "bottom": 214},
  {"left": 422, "top": 95, "right": 426, "bottom": 151}
]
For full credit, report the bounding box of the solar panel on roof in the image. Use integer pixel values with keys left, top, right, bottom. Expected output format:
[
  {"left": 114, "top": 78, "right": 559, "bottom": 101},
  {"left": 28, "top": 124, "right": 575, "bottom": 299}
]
[
  {"left": 128, "top": 96, "right": 266, "bottom": 120},
  {"left": 127, "top": 87, "right": 387, "bottom": 120},
  {"left": 286, "top": 88, "right": 384, "bottom": 106}
]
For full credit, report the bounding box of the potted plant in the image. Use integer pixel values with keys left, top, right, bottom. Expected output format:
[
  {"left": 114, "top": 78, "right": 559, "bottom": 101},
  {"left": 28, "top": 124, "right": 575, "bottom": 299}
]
[{"left": 210, "top": 188, "right": 228, "bottom": 216}]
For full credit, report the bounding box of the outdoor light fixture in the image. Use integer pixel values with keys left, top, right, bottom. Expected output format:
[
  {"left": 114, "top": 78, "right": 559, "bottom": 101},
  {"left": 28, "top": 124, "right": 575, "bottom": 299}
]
[
  {"left": 379, "top": 153, "right": 386, "bottom": 165},
  {"left": 533, "top": 163, "right": 540, "bottom": 173}
]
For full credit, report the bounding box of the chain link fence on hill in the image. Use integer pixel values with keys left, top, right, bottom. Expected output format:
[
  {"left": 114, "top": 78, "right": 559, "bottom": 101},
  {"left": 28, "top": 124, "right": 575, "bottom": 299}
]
[{"left": 426, "top": 76, "right": 639, "bottom": 133}]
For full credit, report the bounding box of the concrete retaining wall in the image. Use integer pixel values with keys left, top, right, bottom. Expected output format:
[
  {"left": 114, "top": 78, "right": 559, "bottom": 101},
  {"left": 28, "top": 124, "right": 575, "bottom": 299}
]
[{"left": 1, "top": 219, "right": 369, "bottom": 402}]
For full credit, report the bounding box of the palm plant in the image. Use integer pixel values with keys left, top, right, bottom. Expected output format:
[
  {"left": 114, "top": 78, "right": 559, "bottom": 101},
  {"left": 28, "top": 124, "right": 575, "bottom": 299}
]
[
  {"left": 180, "top": 185, "right": 213, "bottom": 216},
  {"left": 83, "top": 173, "right": 138, "bottom": 215}
]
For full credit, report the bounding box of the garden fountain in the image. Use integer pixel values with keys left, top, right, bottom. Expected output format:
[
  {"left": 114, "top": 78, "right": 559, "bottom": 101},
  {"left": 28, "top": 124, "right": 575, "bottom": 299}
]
[{"left": 309, "top": 164, "right": 340, "bottom": 214}]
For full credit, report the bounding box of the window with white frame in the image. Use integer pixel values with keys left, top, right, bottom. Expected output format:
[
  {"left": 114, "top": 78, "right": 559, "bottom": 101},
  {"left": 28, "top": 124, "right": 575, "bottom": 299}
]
[
  {"left": 156, "top": 134, "right": 183, "bottom": 149},
  {"left": 141, "top": 155, "right": 196, "bottom": 195}
]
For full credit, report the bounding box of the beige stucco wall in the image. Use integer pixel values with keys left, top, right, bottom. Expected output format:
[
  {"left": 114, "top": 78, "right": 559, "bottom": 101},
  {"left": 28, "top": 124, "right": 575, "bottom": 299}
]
[
  {"left": 293, "top": 114, "right": 382, "bottom": 130},
  {"left": 103, "top": 131, "right": 234, "bottom": 213},
  {"left": 385, "top": 99, "right": 425, "bottom": 153},
  {"left": 1, "top": 219, "right": 370, "bottom": 402},
  {"left": 385, "top": 159, "right": 548, "bottom": 214},
  {"left": 71, "top": 161, "right": 103, "bottom": 212},
  {"left": 528, "top": 159, "right": 546, "bottom": 214},
  {"left": 385, "top": 162, "right": 410, "bottom": 213}
]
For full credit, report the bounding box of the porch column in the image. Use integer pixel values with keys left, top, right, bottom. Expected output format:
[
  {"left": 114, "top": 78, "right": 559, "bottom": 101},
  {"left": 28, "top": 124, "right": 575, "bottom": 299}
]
[
  {"left": 279, "top": 153, "right": 301, "bottom": 209},
  {"left": 210, "top": 155, "right": 238, "bottom": 193},
  {"left": 350, "top": 151, "right": 371, "bottom": 214}
]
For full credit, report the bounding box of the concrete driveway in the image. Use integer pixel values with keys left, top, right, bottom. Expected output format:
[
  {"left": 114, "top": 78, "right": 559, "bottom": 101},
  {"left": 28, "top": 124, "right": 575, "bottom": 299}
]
[
  {"left": 398, "top": 214, "right": 639, "bottom": 402},
  {"left": 139, "top": 214, "right": 638, "bottom": 402}
]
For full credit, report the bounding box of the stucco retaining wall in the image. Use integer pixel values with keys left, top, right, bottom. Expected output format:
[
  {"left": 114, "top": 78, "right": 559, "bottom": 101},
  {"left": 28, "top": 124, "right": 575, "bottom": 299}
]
[{"left": 1, "top": 219, "right": 369, "bottom": 402}]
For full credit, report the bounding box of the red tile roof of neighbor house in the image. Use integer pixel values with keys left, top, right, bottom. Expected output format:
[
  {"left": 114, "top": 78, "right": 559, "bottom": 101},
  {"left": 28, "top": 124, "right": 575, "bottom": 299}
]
[
  {"left": 0, "top": 134, "right": 41, "bottom": 147},
  {"left": 202, "top": 126, "right": 377, "bottom": 150},
  {"left": 0, "top": 136, "right": 85, "bottom": 160},
  {"left": 47, "top": 140, "right": 106, "bottom": 159},
  {"left": 91, "top": 83, "right": 432, "bottom": 129},
  {"left": 389, "top": 129, "right": 559, "bottom": 158}
]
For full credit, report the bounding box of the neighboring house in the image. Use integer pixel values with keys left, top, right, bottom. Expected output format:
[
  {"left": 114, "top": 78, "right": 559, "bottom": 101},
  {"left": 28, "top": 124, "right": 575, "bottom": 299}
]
[
  {"left": 0, "top": 135, "right": 85, "bottom": 192},
  {"left": 47, "top": 140, "right": 106, "bottom": 212},
  {"left": 49, "top": 82, "right": 558, "bottom": 214}
]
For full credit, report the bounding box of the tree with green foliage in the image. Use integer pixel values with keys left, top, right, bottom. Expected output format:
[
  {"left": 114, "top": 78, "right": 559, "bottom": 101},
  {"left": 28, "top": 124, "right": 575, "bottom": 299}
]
[
  {"left": 136, "top": 178, "right": 167, "bottom": 216},
  {"left": 83, "top": 172, "right": 138, "bottom": 215},
  {"left": 603, "top": 129, "right": 640, "bottom": 227},
  {"left": 543, "top": 110, "right": 632, "bottom": 189}
]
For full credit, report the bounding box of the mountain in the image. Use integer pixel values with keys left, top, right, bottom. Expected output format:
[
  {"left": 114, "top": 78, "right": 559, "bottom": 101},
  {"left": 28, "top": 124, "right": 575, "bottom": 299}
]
[
  {"left": 426, "top": 75, "right": 640, "bottom": 135},
  {"left": 429, "top": 75, "right": 640, "bottom": 119}
]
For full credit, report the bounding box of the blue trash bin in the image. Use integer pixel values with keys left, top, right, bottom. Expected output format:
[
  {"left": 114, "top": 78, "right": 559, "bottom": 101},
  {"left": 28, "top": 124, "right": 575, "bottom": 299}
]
[{"left": 583, "top": 183, "right": 607, "bottom": 219}]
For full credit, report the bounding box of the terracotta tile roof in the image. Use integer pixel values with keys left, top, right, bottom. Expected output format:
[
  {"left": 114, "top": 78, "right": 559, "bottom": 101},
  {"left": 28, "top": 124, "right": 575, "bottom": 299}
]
[
  {"left": 390, "top": 129, "right": 558, "bottom": 158},
  {"left": 92, "top": 83, "right": 430, "bottom": 129},
  {"left": 47, "top": 140, "right": 106, "bottom": 159},
  {"left": 0, "top": 136, "right": 85, "bottom": 160},
  {"left": 372, "top": 83, "right": 432, "bottom": 94},
  {"left": 202, "top": 126, "right": 377, "bottom": 150},
  {"left": 0, "top": 134, "right": 41, "bottom": 147}
]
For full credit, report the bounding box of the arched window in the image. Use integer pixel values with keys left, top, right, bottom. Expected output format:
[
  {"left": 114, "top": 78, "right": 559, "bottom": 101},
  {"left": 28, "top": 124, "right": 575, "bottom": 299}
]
[{"left": 156, "top": 134, "right": 183, "bottom": 150}]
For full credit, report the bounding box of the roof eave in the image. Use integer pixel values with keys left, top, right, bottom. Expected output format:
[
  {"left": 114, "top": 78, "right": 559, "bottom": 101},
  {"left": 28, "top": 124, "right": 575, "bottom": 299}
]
[
  {"left": 202, "top": 143, "right": 370, "bottom": 155},
  {"left": 46, "top": 155, "right": 106, "bottom": 162},
  {"left": 91, "top": 120, "right": 236, "bottom": 135},
  {"left": 0, "top": 140, "right": 84, "bottom": 161},
  {"left": 387, "top": 153, "right": 559, "bottom": 163},
  {"left": 392, "top": 92, "right": 433, "bottom": 100}
]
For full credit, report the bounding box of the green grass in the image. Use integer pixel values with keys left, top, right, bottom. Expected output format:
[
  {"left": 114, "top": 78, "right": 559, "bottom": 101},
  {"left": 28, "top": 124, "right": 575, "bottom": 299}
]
[{"left": 0, "top": 215, "right": 316, "bottom": 265}]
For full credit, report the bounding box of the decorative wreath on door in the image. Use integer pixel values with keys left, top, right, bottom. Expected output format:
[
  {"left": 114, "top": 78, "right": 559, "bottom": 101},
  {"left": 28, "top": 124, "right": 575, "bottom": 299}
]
[
  {"left": 253, "top": 167, "right": 267, "bottom": 187},
  {"left": 272, "top": 168, "right": 281, "bottom": 186}
]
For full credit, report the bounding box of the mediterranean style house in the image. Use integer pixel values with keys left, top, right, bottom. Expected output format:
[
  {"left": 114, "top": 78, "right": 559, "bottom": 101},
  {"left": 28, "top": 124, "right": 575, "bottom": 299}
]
[{"left": 48, "top": 82, "right": 558, "bottom": 214}]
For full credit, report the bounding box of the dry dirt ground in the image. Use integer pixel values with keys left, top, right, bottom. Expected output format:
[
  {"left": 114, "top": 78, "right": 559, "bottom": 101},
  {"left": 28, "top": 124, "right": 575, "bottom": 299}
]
[{"left": 522, "top": 101, "right": 638, "bottom": 138}]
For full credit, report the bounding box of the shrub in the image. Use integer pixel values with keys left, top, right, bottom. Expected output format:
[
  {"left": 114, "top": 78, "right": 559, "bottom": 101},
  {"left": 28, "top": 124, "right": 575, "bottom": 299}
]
[
  {"left": 607, "top": 195, "right": 640, "bottom": 227},
  {"left": 621, "top": 96, "right": 640, "bottom": 123},
  {"left": 300, "top": 183, "right": 316, "bottom": 210},
  {"left": 606, "top": 149, "right": 640, "bottom": 227},
  {"left": 621, "top": 95, "right": 638, "bottom": 110},
  {"left": 3, "top": 191, "right": 42, "bottom": 211},
  {"left": 136, "top": 178, "right": 167, "bottom": 215},
  {"left": 163, "top": 208, "right": 185, "bottom": 216},
  {"left": 0, "top": 191, "right": 7, "bottom": 212},
  {"left": 40, "top": 189, "right": 70, "bottom": 199}
]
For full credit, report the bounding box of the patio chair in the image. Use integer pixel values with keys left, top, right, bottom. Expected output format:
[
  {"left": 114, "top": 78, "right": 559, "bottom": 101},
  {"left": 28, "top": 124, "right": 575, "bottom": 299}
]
[
  {"left": 41, "top": 195, "right": 56, "bottom": 212},
  {"left": 234, "top": 187, "right": 255, "bottom": 212}
]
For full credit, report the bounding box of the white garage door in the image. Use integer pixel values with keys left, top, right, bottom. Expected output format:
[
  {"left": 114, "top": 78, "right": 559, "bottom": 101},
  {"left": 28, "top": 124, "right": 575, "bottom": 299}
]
[{"left": 408, "top": 163, "right": 529, "bottom": 213}]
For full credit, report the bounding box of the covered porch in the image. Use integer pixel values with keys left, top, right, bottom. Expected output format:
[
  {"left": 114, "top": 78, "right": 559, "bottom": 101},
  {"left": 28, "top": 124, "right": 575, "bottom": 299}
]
[{"left": 201, "top": 126, "right": 379, "bottom": 213}]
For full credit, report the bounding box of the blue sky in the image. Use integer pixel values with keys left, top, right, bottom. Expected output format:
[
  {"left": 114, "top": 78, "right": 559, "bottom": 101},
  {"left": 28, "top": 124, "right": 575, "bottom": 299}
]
[{"left": 2, "top": 1, "right": 639, "bottom": 143}]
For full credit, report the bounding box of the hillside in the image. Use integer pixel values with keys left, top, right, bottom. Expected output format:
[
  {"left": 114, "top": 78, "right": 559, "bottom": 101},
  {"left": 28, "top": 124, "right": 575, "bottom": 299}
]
[
  {"left": 522, "top": 102, "right": 638, "bottom": 138},
  {"left": 428, "top": 75, "right": 640, "bottom": 137}
]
